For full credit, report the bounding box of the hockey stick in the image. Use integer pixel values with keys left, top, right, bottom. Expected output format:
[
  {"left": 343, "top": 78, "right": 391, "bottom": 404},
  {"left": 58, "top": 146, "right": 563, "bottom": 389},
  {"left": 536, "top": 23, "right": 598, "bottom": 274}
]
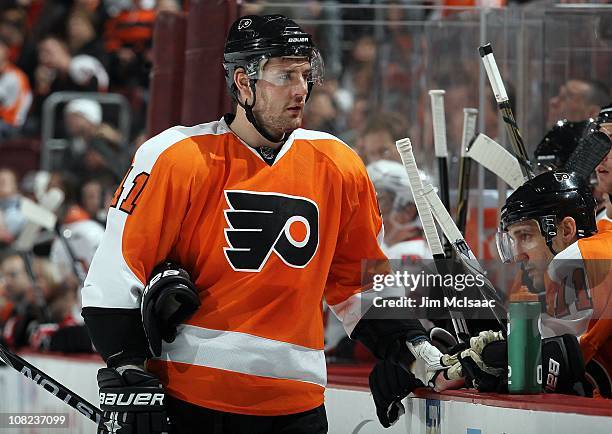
[
  {"left": 479, "top": 43, "right": 533, "bottom": 180},
  {"left": 395, "top": 138, "right": 470, "bottom": 343},
  {"left": 467, "top": 133, "right": 524, "bottom": 189},
  {"left": 18, "top": 190, "right": 88, "bottom": 284},
  {"left": 0, "top": 343, "right": 102, "bottom": 424},
  {"left": 429, "top": 90, "right": 453, "bottom": 259},
  {"left": 456, "top": 108, "right": 478, "bottom": 234},
  {"left": 13, "top": 192, "right": 62, "bottom": 252},
  {"left": 421, "top": 183, "right": 507, "bottom": 332},
  {"left": 564, "top": 129, "right": 611, "bottom": 180},
  {"left": 14, "top": 194, "right": 63, "bottom": 321}
]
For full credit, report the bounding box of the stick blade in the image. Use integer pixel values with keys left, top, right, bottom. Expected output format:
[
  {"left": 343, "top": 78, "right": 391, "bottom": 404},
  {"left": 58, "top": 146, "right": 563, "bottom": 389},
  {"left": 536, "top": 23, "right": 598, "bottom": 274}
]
[{"left": 564, "top": 130, "right": 612, "bottom": 179}]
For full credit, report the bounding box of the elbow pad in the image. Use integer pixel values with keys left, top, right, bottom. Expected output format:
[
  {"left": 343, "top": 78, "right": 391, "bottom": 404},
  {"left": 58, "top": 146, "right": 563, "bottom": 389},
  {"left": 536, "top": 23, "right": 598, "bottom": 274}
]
[{"left": 141, "top": 262, "right": 201, "bottom": 357}]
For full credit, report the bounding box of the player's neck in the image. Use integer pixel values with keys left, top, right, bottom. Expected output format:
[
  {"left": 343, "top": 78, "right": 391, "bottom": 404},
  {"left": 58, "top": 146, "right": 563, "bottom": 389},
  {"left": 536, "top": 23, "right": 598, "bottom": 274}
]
[{"left": 229, "top": 109, "right": 284, "bottom": 150}]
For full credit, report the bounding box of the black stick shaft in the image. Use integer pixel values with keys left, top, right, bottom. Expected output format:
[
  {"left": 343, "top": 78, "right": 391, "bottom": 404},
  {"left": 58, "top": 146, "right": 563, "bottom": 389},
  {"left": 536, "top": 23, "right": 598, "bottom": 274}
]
[
  {"left": 0, "top": 344, "right": 102, "bottom": 424},
  {"left": 55, "top": 225, "right": 88, "bottom": 285},
  {"left": 456, "top": 156, "right": 472, "bottom": 234}
]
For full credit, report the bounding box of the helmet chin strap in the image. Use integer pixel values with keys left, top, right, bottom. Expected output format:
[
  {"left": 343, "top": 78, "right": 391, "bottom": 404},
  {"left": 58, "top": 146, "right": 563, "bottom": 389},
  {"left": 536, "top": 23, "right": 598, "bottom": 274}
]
[{"left": 237, "top": 80, "right": 287, "bottom": 144}]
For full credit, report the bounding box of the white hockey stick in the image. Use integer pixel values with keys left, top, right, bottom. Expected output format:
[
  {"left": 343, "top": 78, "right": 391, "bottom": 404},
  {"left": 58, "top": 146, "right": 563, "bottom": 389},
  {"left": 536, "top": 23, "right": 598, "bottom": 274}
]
[
  {"left": 429, "top": 90, "right": 448, "bottom": 161},
  {"left": 395, "top": 138, "right": 470, "bottom": 341},
  {"left": 396, "top": 138, "right": 444, "bottom": 257},
  {"left": 421, "top": 184, "right": 507, "bottom": 327},
  {"left": 456, "top": 108, "right": 478, "bottom": 233},
  {"left": 467, "top": 133, "right": 524, "bottom": 189},
  {"left": 479, "top": 43, "right": 533, "bottom": 179},
  {"left": 429, "top": 90, "right": 452, "bottom": 257},
  {"left": 14, "top": 188, "right": 64, "bottom": 251},
  {"left": 461, "top": 108, "right": 479, "bottom": 158}
]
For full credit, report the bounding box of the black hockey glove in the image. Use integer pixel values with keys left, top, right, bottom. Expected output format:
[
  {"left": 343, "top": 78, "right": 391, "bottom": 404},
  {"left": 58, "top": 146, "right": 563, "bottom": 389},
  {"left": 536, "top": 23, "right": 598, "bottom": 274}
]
[
  {"left": 97, "top": 366, "right": 171, "bottom": 434},
  {"left": 542, "top": 334, "right": 592, "bottom": 397},
  {"left": 369, "top": 358, "right": 423, "bottom": 428},
  {"left": 142, "top": 262, "right": 200, "bottom": 357}
]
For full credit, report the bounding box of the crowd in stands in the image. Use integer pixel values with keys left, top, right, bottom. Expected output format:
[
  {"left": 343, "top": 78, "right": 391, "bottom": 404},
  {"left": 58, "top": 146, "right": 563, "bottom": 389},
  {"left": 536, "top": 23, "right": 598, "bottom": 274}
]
[{"left": 0, "top": 0, "right": 182, "bottom": 356}]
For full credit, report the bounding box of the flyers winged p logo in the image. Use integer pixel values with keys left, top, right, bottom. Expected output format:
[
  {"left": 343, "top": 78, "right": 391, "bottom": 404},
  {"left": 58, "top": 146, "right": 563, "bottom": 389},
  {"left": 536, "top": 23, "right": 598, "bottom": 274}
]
[
  {"left": 238, "top": 18, "right": 252, "bottom": 30},
  {"left": 223, "top": 191, "right": 319, "bottom": 272}
]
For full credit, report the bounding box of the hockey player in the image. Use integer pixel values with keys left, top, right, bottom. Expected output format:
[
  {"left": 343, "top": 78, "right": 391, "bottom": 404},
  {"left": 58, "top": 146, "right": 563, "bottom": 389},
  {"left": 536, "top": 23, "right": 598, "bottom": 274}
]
[
  {"left": 366, "top": 159, "right": 431, "bottom": 260},
  {"left": 82, "top": 15, "right": 452, "bottom": 433},
  {"left": 497, "top": 170, "right": 611, "bottom": 397},
  {"left": 595, "top": 104, "right": 612, "bottom": 231}
]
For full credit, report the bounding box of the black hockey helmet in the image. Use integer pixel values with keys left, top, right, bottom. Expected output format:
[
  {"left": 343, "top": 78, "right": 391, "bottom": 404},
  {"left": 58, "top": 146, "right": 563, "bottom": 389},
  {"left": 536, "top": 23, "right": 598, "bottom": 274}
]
[
  {"left": 223, "top": 15, "right": 323, "bottom": 99},
  {"left": 596, "top": 102, "right": 611, "bottom": 124},
  {"left": 498, "top": 171, "right": 596, "bottom": 260},
  {"left": 222, "top": 15, "right": 323, "bottom": 142},
  {"left": 534, "top": 120, "right": 589, "bottom": 171}
]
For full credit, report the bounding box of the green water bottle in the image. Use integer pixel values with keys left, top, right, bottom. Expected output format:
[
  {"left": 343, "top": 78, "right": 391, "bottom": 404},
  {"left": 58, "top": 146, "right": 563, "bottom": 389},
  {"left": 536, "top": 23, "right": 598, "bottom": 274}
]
[{"left": 507, "top": 286, "right": 542, "bottom": 394}]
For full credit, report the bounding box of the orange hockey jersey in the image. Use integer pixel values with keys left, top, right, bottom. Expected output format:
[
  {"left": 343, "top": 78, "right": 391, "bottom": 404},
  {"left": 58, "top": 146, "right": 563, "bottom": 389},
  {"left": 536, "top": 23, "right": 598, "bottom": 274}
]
[
  {"left": 596, "top": 210, "right": 612, "bottom": 233},
  {"left": 540, "top": 231, "right": 612, "bottom": 394},
  {"left": 0, "top": 63, "right": 32, "bottom": 127},
  {"left": 81, "top": 118, "right": 390, "bottom": 415}
]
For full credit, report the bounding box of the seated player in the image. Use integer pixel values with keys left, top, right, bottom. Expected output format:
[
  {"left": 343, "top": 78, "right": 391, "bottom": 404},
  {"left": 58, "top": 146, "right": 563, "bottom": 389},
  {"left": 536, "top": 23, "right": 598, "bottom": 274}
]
[{"left": 497, "top": 170, "right": 611, "bottom": 397}]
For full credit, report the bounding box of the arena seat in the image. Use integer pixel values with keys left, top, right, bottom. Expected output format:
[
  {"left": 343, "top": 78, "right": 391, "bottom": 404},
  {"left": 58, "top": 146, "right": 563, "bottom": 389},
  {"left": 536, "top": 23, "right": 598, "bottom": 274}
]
[{"left": 0, "top": 137, "right": 41, "bottom": 179}]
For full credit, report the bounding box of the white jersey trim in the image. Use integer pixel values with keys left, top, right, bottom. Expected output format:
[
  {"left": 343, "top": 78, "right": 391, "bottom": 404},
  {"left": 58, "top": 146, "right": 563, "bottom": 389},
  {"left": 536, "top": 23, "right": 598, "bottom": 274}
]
[
  {"left": 596, "top": 208, "right": 612, "bottom": 223},
  {"left": 154, "top": 325, "right": 327, "bottom": 387},
  {"left": 82, "top": 122, "right": 229, "bottom": 309}
]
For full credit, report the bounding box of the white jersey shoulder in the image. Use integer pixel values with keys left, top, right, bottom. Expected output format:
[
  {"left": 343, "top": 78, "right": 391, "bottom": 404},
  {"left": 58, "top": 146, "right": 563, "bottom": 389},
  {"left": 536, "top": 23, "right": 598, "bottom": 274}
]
[
  {"left": 596, "top": 208, "right": 611, "bottom": 222},
  {"left": 540, "top": 240, "right": 591, "bottom": 339},
  {"left": 135, "top": 120, "right": 231, "bottom": 170}
]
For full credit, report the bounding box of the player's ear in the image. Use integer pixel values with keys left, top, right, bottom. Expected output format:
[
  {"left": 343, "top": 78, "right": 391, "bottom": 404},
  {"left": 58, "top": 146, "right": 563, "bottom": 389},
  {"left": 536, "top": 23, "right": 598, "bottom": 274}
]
[
  {"left": 234, "top": 68, "right": 253, "bottom": 105},
  {"left": 559, "top": 216, "right": 577, "bottom": 243}
]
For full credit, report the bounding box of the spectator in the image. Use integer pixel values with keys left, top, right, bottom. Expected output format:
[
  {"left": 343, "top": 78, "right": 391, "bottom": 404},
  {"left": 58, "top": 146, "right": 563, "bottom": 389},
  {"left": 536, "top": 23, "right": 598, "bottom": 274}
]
[
  {"left": 61, "top": 97, "right": 126, "bottom": 184},
  {"left": 356, "top": 114, "right": 403, "bottom": 165},
  {"left": 0, "top": 168, "right": 25, "bottom": 245},
  {"left": 367, "top": 159, "right": 430, "bottom": 258},
  {"left": 104, "top": 0, "right": 156, "bottom": 89},
  {"left": 304, "top": 90, "right": 339, "bottom": 135},
  {"left": 340, "top": 34, "right": 377, "bottom": 100},
  {"left": 79, "top": 177, "right": 112, "bottom": 224},
  {"left": 0, "top": 36, "right": 32, "bottom": 137},
  {"left": 547, "top": 79, "right": 610, "bottom": 126},
  {"left": 0, "top": 7, "right": 27, "bottom": 65},
  {"left": 338, "top": 95, "right": 369, "bottom": 146},
  {"left": 32, "top": 35, "right": 108, "bottom": 120},
  {"left": 66, "top": 7, "right": 108, "bottom": 65},
  {"left": 0, "top": 249, "right": 92, "bottom": 352}
]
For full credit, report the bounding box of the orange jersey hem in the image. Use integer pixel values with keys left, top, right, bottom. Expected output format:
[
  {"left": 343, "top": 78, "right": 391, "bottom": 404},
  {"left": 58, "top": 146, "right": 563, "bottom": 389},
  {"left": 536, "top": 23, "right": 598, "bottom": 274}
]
[{"left": 148, "top": 359, "right": 325, "bottom": 416}]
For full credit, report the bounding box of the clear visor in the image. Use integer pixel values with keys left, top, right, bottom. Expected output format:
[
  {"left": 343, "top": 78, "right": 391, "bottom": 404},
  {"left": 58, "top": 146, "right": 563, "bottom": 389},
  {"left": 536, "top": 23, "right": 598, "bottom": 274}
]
[
  {"left": 495, "top": 230, "right": 516, "bottom": 264},
  {"left": 496, "top": 220, "right": 543, "bottom": 263},
  {"left": 246, "top": 49, "right": 324, "bottom": 87}
]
